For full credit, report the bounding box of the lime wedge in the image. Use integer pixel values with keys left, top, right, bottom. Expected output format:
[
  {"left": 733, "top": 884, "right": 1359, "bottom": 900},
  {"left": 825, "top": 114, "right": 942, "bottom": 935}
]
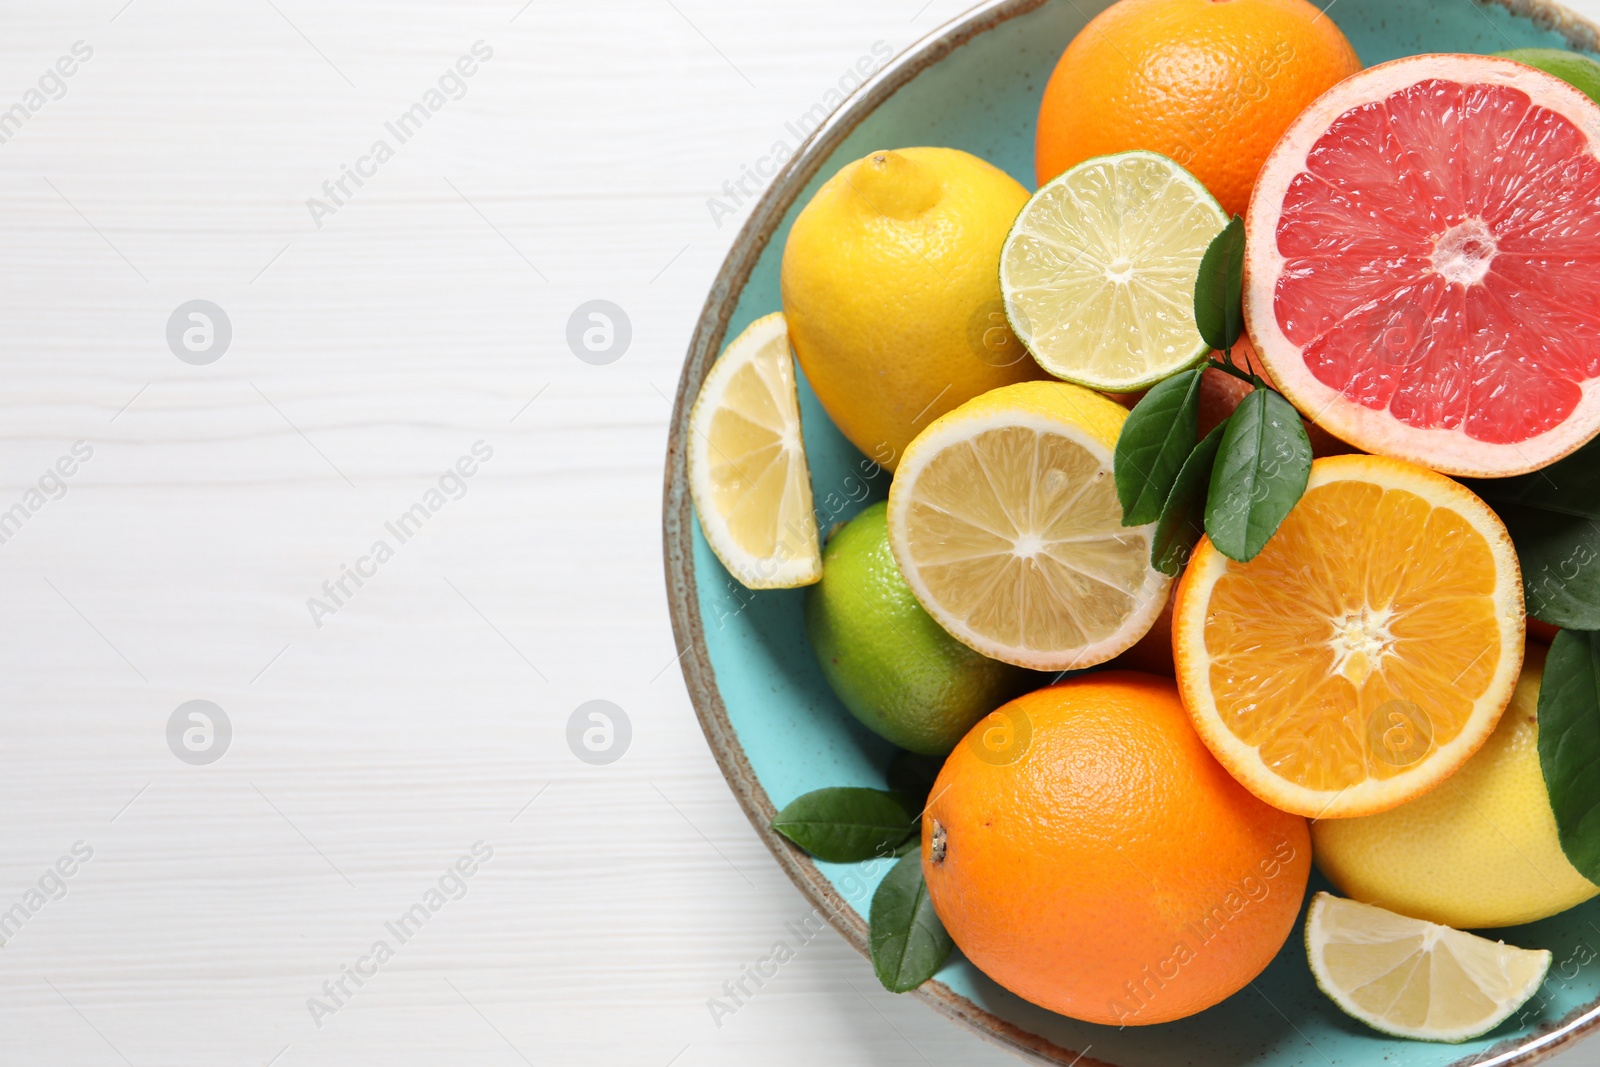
[
  {"left": 1001, "top": 150, "right": 1225, "bottom": 392},
  {"left": 1305, "top": 892, "right": 1551, "bottom": 1043}
]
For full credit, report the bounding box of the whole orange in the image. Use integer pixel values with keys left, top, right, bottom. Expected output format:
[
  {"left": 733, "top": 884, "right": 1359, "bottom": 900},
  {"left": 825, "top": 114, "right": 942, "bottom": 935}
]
[
  {"left": 1035, "top": 0, "right": 1362, "bottom": 217},
  {"left": 922, "top": 672, "right": 1310, "bottom": 1025}
]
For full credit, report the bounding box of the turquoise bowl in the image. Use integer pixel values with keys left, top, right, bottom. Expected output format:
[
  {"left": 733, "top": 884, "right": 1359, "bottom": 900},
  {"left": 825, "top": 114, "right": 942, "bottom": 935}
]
[{"left": 663, "top": 1, "right": 1600, "bottom": 1063}]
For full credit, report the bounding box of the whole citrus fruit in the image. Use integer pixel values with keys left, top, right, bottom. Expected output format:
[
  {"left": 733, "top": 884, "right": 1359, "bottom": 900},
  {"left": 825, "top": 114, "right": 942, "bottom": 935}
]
[
  {"left": 781, "top": 147, "right": 1046, "bottom": 471},
  {"left": 805, "top": 502, "right": 1031, "bottom": 755},
  {"left": 1313, "top": 643, "right": 1600, "bottom": 929},
  {"left": 1034, "top": 0, "right": 1362, "bottom": 217},
  {"left": 922, "top": 673, "right": 1311, "bottom": 1025}
]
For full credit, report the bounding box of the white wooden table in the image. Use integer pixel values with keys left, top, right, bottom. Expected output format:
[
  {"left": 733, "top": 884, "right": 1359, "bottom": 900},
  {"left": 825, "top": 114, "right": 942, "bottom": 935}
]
[{"left": 0, "top": 2, "right": 1596, "bottom": 1064}]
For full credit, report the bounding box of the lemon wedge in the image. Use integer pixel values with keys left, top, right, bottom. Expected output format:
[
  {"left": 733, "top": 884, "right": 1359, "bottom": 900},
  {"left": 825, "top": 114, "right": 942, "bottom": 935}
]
[
  {"left": 1306, "top": 892, "right": 1550, "bottom": 1043},
  {"left": 688, "top": 312, "right": 821, "bottom": 589}
]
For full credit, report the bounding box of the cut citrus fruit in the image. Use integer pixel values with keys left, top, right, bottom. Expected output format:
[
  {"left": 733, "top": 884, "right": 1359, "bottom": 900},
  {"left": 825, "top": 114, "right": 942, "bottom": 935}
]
[
  {"left": 689, "top": 312, "right": 821, "bottom": 589},
  {"left": 1002, "top": 150, "right": 1227, "bottom": 392},
  {"left": 1246, "top": 53, "right": 1600, "bottom": 477},
  {"left": 886, "top": 380, "right": 1170, "bottom": 670},
  {"left": 1305, "top": 892, "right": 1551, "bottom": 1043},
  {"left": 1173, "top": 453, "right": 1524, "bottom": 818}
]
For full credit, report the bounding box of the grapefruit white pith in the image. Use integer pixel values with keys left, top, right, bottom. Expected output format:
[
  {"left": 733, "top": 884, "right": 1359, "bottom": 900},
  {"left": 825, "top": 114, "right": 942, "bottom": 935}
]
[{"left": 1245, "top": 54, "right": 1600, "bottom": 477}]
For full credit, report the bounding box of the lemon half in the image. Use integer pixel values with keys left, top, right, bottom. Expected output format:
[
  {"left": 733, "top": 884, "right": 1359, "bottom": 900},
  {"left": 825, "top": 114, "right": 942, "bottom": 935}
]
[{"left": 885, "top": 380, "right": 1169, "bottom": 670}]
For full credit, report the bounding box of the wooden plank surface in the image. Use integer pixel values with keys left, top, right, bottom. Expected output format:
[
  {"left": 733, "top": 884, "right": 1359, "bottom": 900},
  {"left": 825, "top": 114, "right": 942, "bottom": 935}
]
[{"left": 0, "top": 1, "right": 1596, "bottom": 1064}]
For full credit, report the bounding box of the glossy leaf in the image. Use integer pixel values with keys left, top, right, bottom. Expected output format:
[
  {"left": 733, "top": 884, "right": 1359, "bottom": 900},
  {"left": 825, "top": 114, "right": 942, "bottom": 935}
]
[
  {"left": 1194, "top": 216, "right": 1245, "bottom": 353},
  {"left": 1464, "top": 439, "right": 1600, "bottom": 627},
  {"left": 1496, "top": 504, "right": 1600, "bottom": 629},
  {"left": 1151, "top": 421, "right": 1227, "bottom": 576},
  {"left": 1114, "top": 368, "right": 1203, "bottom": 526},
  {"left": 770, "top": 787, "right": 916, "bottom": 863},
  {"left": 869, "top": 852, "right": 953, "bottom": 992},
  {"left": 1537, "top": 629, "right": 1600, "bottom": 881},
  {"left": 1205, "top": 388, "right": 1312, "bottom": 562}
]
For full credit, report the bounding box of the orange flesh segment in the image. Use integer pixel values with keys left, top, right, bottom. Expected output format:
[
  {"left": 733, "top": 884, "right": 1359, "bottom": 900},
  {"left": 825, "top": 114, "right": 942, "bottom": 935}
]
[{"left": 1203, "top": 479, "right": 1502, "bottom": 791}]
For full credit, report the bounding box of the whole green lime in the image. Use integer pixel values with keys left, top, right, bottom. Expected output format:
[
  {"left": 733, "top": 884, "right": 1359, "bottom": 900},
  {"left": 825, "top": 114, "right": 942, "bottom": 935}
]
[
  {"left": 805, "top": 501, "right": 1029, "bottom": 755},
  {"left": 1496, "top": 48, "right": 1600, "bottom": 103}
]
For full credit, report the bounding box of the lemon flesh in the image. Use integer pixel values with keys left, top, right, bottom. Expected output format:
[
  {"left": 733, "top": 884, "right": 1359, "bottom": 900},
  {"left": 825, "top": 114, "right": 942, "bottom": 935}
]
[
  {"left": 886, "top": 380, "right": 1169, "bottom": 670},
  {"left": 1001, "top": 150, "right": 1225, "bottom": 392},
  {"left": 1313, "top": 642, "right": 1599, "bottom": 927},
  {"left": 688, "top": 313, "right": 821, "bottom": 589},
  {"left": 1306, "top": 892, "right": 1550, "bottom": 1043}
]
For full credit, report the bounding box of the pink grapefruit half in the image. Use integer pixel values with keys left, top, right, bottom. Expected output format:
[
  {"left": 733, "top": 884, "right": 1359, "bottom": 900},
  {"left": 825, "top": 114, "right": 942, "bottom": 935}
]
[{"left": 1245, "top": 53, "right": 1600, "bottom": 477}]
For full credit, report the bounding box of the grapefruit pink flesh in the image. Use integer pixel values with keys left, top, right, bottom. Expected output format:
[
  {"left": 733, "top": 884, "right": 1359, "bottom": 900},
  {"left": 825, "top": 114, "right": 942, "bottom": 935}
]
[{"left": 1247, "top": 55, "right": 1600, "bottom": 476}]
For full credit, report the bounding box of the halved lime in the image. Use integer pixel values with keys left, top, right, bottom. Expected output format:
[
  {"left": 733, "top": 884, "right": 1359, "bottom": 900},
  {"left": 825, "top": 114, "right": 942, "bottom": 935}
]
[
  {"left": 1000, "top": 150, "right": 1225, "bottom": 392},
  {"left": 1305, "top": 892, "right": 1551, "bottom": 1043}
]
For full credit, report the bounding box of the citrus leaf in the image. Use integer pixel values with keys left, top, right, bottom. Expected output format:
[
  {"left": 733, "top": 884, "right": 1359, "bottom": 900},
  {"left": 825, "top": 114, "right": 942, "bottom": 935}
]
[
  {"left": 1537, "top": 628, "right": 1600, "bottom": 882},
  {"left": 1493, "top": 504, "right": 1600, "bottom": 629},
  {"left": 1114, "top": 368, "right": 1203, "bottom": 526},
  {"left": 1194, "top": 216, "right": 1245, "bottom": 353},
  {"left": 869, "top": 852, "right": 953, "bottom": 992},
  {"left": 770, "top": 788, "right": 916, "bottom": 863},
  {"left": 1152, "top": 421, "right": 1227, "bottom": 576},
  {"left": 1204, "top": 388, "right": 1311, "bottom": 562},
  {"left": 1464, "top": 439, "right": 1600, "bottom": 628}
]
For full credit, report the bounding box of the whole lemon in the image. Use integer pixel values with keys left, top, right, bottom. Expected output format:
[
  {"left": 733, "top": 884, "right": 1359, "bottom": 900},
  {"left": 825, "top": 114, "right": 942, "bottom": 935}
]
[
  {"left": 780, "top": 147, "right": 1046, "bottom": 471},
  {"left": 805, "top": 502, "right": 1031, "bottom": 755},
  {"left": 1313, "top": 643, "right": 1600, "bottom": 929},
  {"left": 924, "top": 673, "right": 1311, "bottom": 1025},
  {"left": 1035, "top": 0, "right": 1362, "bottom": 217}
]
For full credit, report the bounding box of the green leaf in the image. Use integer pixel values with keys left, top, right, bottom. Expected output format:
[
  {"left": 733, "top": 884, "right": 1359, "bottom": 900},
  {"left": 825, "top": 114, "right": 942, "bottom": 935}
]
[
  {"left": 1151, "top": 421, "right": 1227, "bottom": 576},
  {"left": 1463, "top": 439, "right": 1600, "bottom": 628},
  {"left": 869, "top": 852, "right": 953, "bottom": 992},
  {"left": 1193, "top": 216, "right": 1245, "bottom": 353},
  {"left": 1495, "top": 504, "right": 1600, "bottom": 629},
  {"left": 1537, "top": 629, "right": 1600, "bottom": 882},
  {"left": 770, "top": 787, "right": 916, "bottom": 863},
  {"left": 1114, "top": 368, "right": 1204, "bottom": 526},
  {"left": 1204, "top": 388, "right": 1312, "bottom": 562},
  {"left": 1465, "top": 436, "right": 1600, "bottom": 520}
]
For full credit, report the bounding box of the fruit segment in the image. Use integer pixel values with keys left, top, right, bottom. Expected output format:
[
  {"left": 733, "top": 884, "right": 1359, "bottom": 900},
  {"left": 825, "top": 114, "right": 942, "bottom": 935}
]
[
  {"left": 1306, "top": 892, "right": 1551, "bottom": 1042},
  {"left": 688, "top": 313, "right": 822, "bottom": 589}
]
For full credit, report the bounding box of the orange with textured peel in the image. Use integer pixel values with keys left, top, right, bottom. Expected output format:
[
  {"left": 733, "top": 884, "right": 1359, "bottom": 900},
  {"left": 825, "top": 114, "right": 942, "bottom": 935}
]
[
  {"left": 1035, "top": 0, "right": 1361, "bottom": 216},
  {"left": 923, "top": 673, "right": 1310, "bottom": 1025}
]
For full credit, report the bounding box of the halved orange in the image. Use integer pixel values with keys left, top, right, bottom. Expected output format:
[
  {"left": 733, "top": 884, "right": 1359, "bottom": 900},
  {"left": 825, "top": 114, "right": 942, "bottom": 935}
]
[{"left": 1173, "top": 454, "right": 1524, "bottom": 818}]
